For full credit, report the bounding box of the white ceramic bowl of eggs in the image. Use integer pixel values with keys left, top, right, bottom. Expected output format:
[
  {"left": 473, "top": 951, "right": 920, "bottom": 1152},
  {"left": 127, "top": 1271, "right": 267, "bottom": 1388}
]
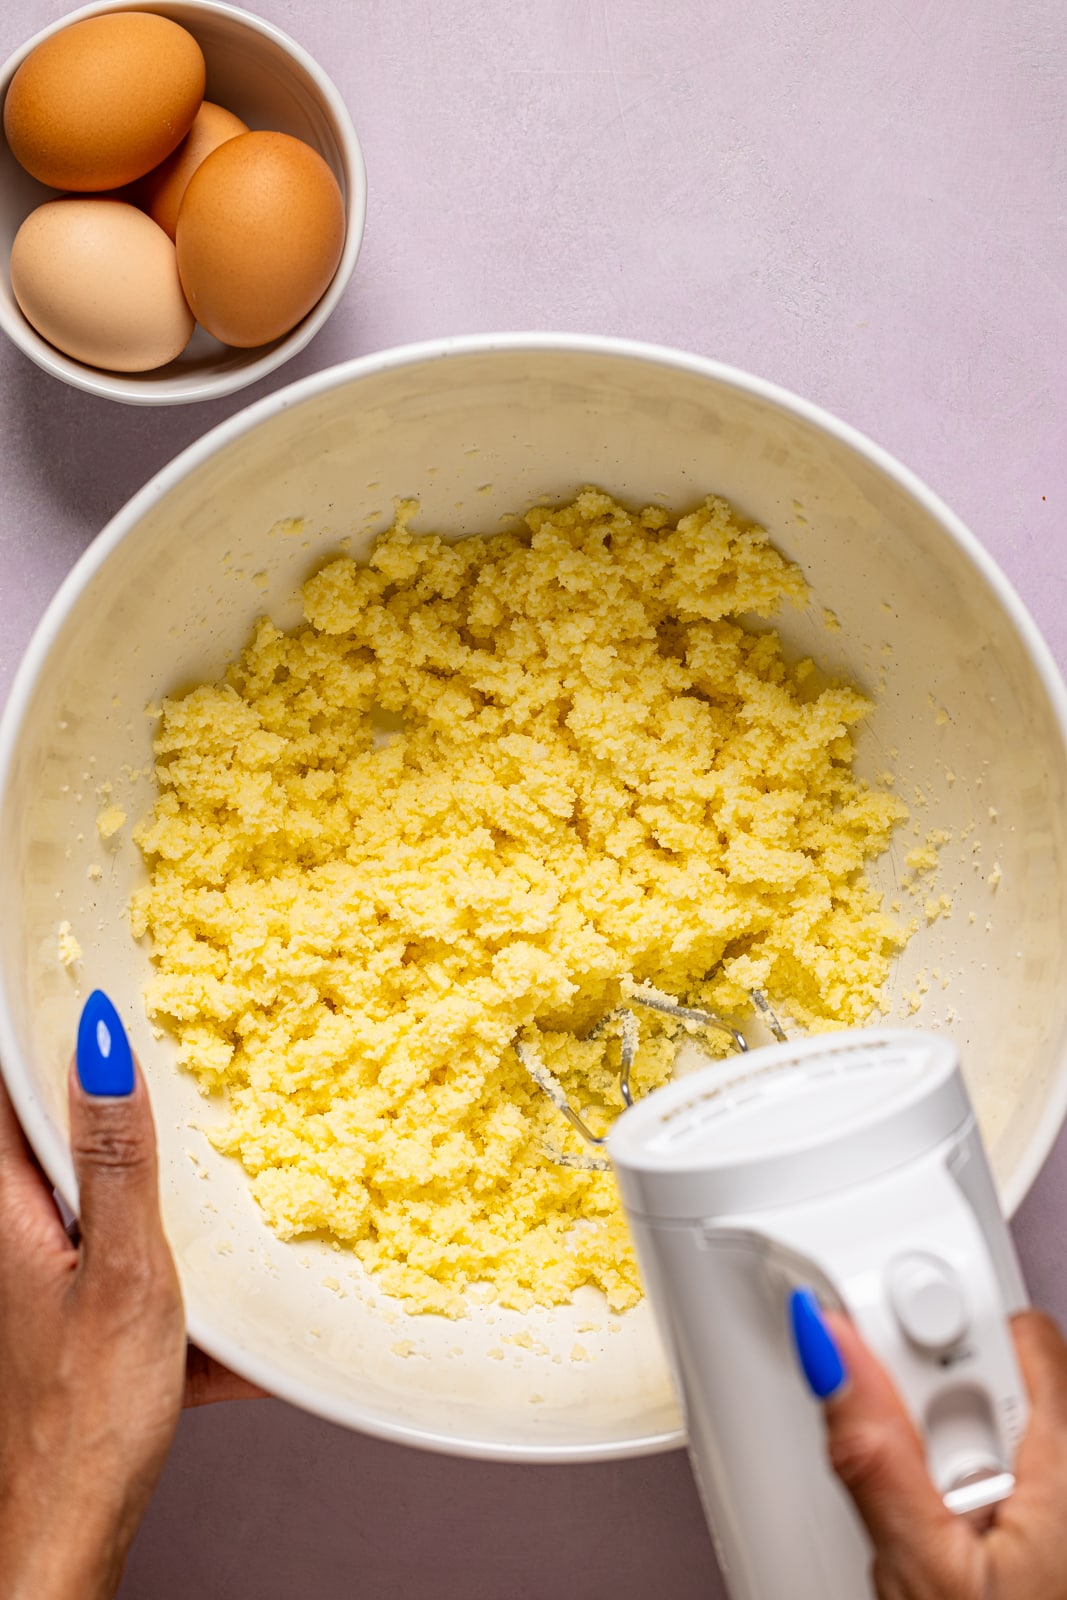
[{"left": 0, "top": 0, "right": 367, "bottom": 404}]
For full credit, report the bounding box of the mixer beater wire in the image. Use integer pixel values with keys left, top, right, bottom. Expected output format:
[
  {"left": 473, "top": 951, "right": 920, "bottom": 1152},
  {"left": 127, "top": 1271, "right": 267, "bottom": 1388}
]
[{"left": 517, "top": 986, "right": 788, "bottom": 1170}]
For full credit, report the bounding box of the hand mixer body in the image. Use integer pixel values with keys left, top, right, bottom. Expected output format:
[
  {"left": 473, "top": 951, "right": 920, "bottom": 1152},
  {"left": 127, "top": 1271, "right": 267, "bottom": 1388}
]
[{"left": 606, "top": 1030, "right": 1029, "bottom": 1600}]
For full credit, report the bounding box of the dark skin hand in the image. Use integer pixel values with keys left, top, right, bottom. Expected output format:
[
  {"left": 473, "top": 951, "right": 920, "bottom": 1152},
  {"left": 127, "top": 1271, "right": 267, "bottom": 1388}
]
[
  {"left": 7, "top": 1047, "right": 1067, "bottom": 1600},
  {"left": 0, "top": 1066, "right": 261, "bottom": 1600},
  {"left": 824, "top": 1308, "right": 1067, "bottom": 1599}
]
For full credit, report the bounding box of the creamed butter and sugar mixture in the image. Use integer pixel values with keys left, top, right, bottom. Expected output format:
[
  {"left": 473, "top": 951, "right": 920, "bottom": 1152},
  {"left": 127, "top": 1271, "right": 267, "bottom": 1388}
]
[{"left": 132, "top": 490, "right": 907, "bottom": 1315}]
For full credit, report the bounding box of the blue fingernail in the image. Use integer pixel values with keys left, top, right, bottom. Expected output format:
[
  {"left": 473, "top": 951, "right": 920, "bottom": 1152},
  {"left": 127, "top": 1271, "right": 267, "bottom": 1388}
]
[
  {"left": 789, "top": 1287, "right": 846, "bottom": 1399},
  {"left": 76, "top": 990, "right": 134, "bottom": 1097}
]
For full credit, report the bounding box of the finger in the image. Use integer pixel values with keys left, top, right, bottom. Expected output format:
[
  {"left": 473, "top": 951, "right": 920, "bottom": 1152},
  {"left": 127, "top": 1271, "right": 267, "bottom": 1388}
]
[
  {"left": 1012, "top": 1311, "right": 1067, "bottom": 1429},
  {"left": 0, "top": 1070, "right": 71, "bottom": 1259},
  {"left": 68, "top": 990, "right": 167, "bottom": 1282},
  {"left": 979, "top": 1310, "right": 1067, "bottom": 1587},
  {"left": 821, "top": 1312, "right": 958, "bottom": 1555},
  {"left": 1003, "top": 1311, "right": 1067, "bottom": 1491},
  {"left": 184, "top": 1345, "right": 268, "bottom": 1408}
]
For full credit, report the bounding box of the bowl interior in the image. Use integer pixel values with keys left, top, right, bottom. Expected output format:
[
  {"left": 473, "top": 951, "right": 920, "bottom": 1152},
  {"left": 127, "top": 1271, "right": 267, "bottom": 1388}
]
[
  {"left": 0, "top": 0, "right": 365, "bottom": 404},
  {"left": 4, "top": 339, "right": 1067, "bottom": 1458}
]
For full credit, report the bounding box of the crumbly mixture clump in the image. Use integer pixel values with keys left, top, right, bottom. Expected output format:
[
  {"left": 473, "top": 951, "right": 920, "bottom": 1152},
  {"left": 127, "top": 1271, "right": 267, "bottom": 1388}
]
[{"left": 132, "top": 490, "right": 907, "bottom": 1314}]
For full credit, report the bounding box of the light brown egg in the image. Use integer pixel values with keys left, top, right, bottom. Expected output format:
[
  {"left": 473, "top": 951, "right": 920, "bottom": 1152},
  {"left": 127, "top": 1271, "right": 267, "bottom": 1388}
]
[
  {"left": 131, "top": 101, "right": 249, "bottom": 241},
  {"left": 176, "top": 131, "right": 345, "bottom": 347},
  {"left": 11, "top": 199, "right": 194, "bottom": 371},
  {"left": 3, "top": 13, "right": 205, "bottom": 191}
]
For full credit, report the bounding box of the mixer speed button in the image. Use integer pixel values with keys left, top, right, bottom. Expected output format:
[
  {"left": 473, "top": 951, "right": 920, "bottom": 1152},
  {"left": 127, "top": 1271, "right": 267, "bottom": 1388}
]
[{"left": 887, "top": 1253, "right": 969, "bottom": 1350}]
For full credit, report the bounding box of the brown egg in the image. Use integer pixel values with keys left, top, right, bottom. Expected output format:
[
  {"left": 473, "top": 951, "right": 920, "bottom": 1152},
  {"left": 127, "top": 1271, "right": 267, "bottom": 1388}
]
[
  {"left": 131, "top": 101, "right": 249, "bottom": 241},
  {"left": 176, "top": 131, "right": 345, "bottom": 348},
  {"left": 3, "top": 13, "right": 205, "bottom": 191},
  {"left": 11, "top": 198, "right": 194, "bottom": 371}
]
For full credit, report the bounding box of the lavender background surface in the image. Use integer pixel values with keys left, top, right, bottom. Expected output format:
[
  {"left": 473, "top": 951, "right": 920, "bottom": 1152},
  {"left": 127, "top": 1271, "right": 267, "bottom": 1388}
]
[{"left": 1, "top": 2, "right": 1065, "bottom": 1595}]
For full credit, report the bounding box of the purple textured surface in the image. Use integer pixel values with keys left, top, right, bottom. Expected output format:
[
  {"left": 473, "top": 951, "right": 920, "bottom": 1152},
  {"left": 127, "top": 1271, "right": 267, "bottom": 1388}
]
[{"left": 1, "top": 1, "right": 1065, "bottom": 1596}]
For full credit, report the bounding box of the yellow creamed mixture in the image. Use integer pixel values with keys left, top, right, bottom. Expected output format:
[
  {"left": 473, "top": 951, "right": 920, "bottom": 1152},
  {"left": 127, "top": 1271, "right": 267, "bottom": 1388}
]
[{"left": 132, "top": 490, "right": 907, "bottom": 1314}]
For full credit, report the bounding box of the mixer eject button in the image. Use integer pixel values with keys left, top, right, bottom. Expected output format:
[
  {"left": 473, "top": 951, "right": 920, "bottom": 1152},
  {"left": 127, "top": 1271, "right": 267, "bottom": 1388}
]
[{"left": 887, "top": 1253, "right": 969, "bottom": 1350}]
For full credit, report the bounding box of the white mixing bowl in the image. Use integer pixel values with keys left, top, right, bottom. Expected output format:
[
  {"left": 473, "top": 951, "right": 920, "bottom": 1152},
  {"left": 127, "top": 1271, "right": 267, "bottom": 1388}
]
[{"left": 3, "top": 334, "right": 1067, "bottom": 1460}]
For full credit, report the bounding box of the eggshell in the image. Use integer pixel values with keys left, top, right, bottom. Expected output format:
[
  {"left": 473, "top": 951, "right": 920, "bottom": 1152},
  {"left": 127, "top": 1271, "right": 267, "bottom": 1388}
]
[
  {"left": 10, "top": 199, "right": 194, "bottom": 371},
  {"left": 3, "top": 13, "right": 205, "bottom": 191},
  {"left": 176, "top": 131, "right": 345, "bottom": 347},
  {"left": 132, "top": 101, "right": 249, "bottom": 241}
]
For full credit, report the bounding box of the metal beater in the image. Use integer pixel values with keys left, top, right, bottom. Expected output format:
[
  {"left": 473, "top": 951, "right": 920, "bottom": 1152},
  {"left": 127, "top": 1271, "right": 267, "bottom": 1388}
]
[{"left": 516, "top": 981, "right": 788, "bottom": 1170}]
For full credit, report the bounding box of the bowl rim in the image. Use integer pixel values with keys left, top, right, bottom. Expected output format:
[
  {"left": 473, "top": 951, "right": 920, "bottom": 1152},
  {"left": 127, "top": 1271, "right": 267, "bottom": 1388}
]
[
  {"left": 0, "top": 0, "right": 368, "bottom": 405},
  {"left": 3, "top": 331, "right": 1066, "bottom": 1458}
]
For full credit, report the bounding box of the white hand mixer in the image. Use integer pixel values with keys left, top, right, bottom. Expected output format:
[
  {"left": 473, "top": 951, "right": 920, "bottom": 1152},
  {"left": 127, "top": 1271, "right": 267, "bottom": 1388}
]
[{"left": 524, "top": 1016, "right": 1029, "bottom": 1599}]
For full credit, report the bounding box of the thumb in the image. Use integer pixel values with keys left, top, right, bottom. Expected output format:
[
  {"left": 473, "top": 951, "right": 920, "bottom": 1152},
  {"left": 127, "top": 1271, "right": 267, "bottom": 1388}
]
[
  {"left": 820, "top": 1309, "right": 962, "bottom": 1563},
  {"left": 70, "top": 990, "right": 166, "bottom": 1280}
]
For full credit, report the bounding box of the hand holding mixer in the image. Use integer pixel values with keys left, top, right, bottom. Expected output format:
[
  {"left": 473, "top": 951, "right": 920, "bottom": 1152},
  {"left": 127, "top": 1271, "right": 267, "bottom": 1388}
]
[{"left": 524, "top": 1014, "right": 1029, "bottom": 1599}]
